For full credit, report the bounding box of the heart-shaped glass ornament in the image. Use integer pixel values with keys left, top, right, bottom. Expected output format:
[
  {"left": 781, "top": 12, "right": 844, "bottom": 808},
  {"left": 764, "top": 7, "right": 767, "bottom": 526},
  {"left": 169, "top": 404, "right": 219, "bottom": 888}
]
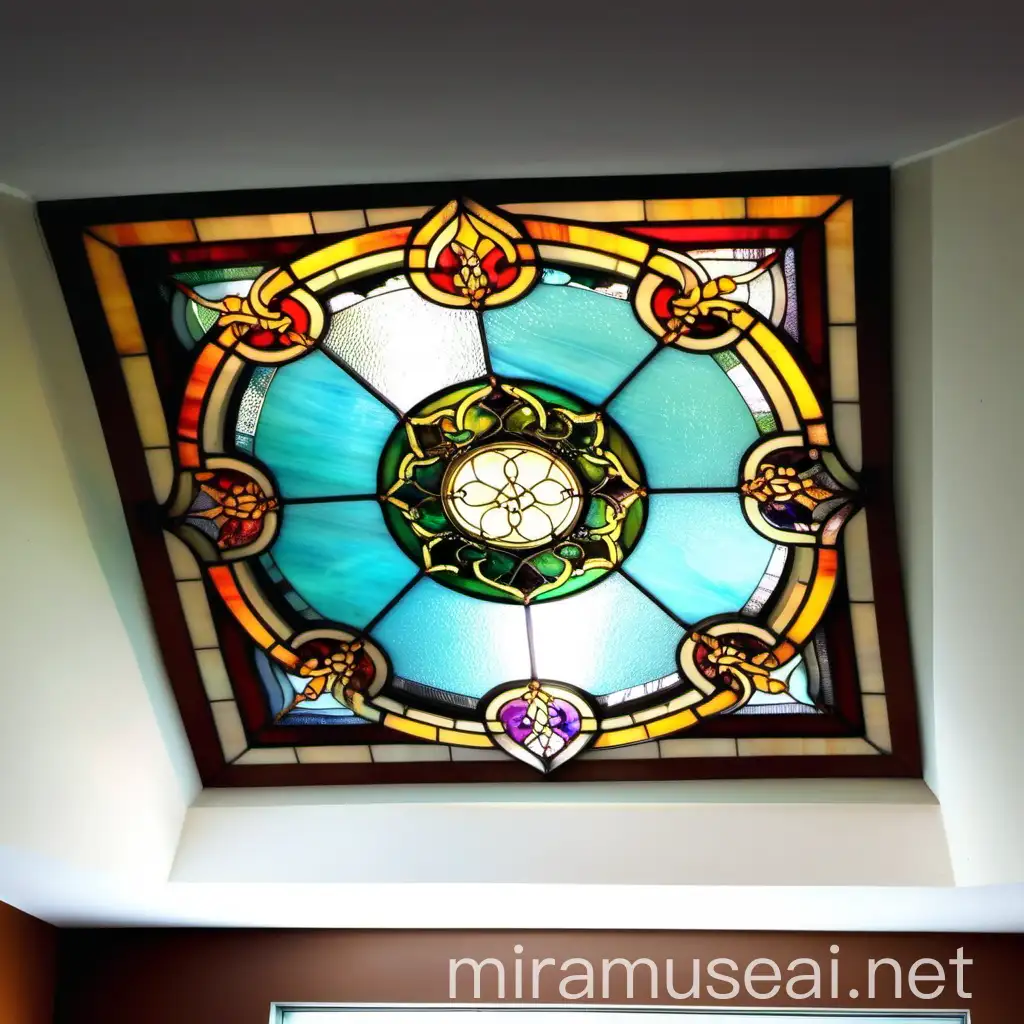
[{"left": 484, "top": 680, "right": 598, "bottom": 773}]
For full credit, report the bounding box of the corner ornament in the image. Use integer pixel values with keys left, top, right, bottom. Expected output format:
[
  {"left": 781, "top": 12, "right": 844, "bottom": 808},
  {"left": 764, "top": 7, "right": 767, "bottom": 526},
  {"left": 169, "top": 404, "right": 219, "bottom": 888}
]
[{"left": 407, "top": 199, "right": 538, "bottom": 309}]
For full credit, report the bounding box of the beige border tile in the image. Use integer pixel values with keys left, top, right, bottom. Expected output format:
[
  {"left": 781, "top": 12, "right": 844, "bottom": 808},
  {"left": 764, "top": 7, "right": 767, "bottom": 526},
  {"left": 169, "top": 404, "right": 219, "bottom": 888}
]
[
  {"left": 659, "top": 738, "right": 737, "bottom": 758},
  {"left": 296, "top": 745, "right": 372, "bottom": 764},
  {"left": 211, "top": 700, "right": 247, "bottom": 761}
]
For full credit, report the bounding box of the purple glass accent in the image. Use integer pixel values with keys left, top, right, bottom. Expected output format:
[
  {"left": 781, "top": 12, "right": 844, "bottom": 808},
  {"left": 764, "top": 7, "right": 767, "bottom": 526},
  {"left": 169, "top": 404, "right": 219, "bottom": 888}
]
[
  {"left": 548, "top": 699, "right": 581, "bottom": 741},
  {"left": 499, "top": 699, "right": 533, "bottom": 745},
  {"left": 499, "top": 694, "right": 582, "bottom": 751}
]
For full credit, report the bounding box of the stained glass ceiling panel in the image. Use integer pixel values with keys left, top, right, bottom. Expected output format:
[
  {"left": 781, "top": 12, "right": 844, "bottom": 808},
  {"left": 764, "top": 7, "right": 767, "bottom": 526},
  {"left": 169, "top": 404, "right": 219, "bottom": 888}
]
[{"left": 39, "top": 172, "right": 920, "bottom": 785}]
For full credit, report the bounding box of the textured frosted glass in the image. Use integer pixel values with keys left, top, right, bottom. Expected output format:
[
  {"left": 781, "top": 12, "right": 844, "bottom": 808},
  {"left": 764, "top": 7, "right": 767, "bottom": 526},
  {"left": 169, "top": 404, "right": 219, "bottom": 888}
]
[
  {"left": 371, "top": 579, "right": 531, "bottom": 698},
  {"left": 322, "top": 288, "right": 486, "bottom": 411},
  {"left": 270, "top": 501, "right": 417, "bottom": 628},
  {"left": 625, "top": 493, "right": 774, "bottom": 623},
  {"left": 607, "top": 349, "right": 757, "bottom": 487},
  {"left": 483, "top": 283, "right": 655, "bottom": 404},
  {"left": 254, "top": 352, "right": 396, "bottom": 498},
  {"left": 530, "top": 573, "right": 684, "bottom": 695}
]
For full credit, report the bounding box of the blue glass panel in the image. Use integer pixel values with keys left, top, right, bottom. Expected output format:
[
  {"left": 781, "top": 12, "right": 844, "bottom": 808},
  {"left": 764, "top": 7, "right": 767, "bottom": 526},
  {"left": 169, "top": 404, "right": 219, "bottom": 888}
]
[
  {"left": 371, "top": 578, "right": 531, "bottom": 698},
  {"left": 254, "top": 351, "right": 396, "bottom": 499},
  {"left": 607, "top": 348, "right": 758, "bottom": 487},
  {"left": 785, "top": 658, "right": 811, "bottom": 704},
  {"left": 482, "top": 283, "right": 655, "bottom": 404},
  {"left": 746, "top": 654, "right": 812, "bottom": 708},
  {"left": 624, "top": 493, "right": 774, "bottom": 623},
  {"left": 255, "top": 650, "right": 367, "bottom": 725},
  {"left": 530, "top": 573, "right": 684, "bottom": 695},
  {"left": 270, "top": 500, "right": 418, "bottom": 628}
]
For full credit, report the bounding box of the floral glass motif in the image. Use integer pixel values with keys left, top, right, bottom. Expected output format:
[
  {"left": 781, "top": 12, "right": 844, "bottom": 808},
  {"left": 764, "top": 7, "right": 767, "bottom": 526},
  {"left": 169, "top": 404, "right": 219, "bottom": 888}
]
[{"left": 66, "top": 184, "right": 900, "bottom": 779}]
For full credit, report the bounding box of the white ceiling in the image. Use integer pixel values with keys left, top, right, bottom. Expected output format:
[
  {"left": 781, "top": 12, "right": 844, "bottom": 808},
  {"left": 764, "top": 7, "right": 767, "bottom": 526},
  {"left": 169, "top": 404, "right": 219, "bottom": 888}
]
[{"left": 1, "top": 1, "right": 1023, "bottom": 199}]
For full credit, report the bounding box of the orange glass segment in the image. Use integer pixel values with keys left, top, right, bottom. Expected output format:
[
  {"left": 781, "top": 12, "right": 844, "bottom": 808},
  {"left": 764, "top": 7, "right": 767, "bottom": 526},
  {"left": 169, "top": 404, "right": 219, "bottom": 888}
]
[
  {"left": 383, "top": 714, "right": 438, "bottom": 742},
  {"left": 438, "top": 728, "right": 492, "bottom": 748},
  {"left": 84, "top": 235, "right": 146, "bottom": 355},
  {"left": 592, "top": 723, "right": 649, "bottom": 748},
  {"left": 522, "top": 220, "right": 649, "bottom": 263},
  {"left": 746, "top": 195, "right": 840, "bottom": 218},
  {"left": 806, "top": 422, "right": 831, "bottom": 446},
  {"left": 91, "top": 219, "right": 198, "bottom": 246},
  {"left": 177, "top": 344, "right": 226, "bottom": 441},
  {"left": 645, "top": 197, "right": 745, "bottom": 221},
  {"left": 208, "top": 565, "right": 276, "bottom": 650},
  {"left": 825, "top": 200, "right": 856, "bottom": 323},
  {"left": 269, "top": 644, "right": 301, "bottom": 671},
  {"left": 177, "top": 441, "right": 200, "bottom": 468},
  {"left": 696, "top": 690, "right": 741, "bottom": 718},
  {"left": 645, "top": 707, "right": 699, "bottom": 738},
  {"left": 772, "top": 640, "right": 797, "bottom": 664},
  {"left": 291, "top": 226, "right": 412, "bottom": 281},
  {"left": 787, "top": 549, "right": 839, "bottom": 644}
]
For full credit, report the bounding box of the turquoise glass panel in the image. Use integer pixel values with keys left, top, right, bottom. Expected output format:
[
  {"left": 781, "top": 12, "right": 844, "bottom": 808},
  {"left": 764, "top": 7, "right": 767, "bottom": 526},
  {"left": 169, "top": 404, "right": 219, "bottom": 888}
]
[
  {"left": 254, "top": 351, "right": 396, "bottom": 498},
  {"left": 783, "top": 658, "right": 811, "bottom": 704},
  {"left": 747, "top": 655, "right": 812, "bottom": 707},
  {"left": 530, "top": 573, "right": 684, "bottom": 695},
  {"left": 269, "top": 500, "right": 417, "bottom": 628},
  {"left": 482, "top": 283, "right": 655, "bottom": 404},
  {"left": 607, "top": 348, "right": 758, "bottom": 487},
  {"left": 371, "top": 579, "right": 531, "bottom": 698},
  {"left": 624, "top": 493, "right": 774, "bottom": 624}
]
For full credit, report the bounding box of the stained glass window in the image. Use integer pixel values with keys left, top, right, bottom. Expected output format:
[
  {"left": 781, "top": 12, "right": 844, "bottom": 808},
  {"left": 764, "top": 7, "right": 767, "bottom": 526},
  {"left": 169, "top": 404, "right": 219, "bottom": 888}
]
[{"left": 42, "top": 172, "right": 920, "bottom": 783}]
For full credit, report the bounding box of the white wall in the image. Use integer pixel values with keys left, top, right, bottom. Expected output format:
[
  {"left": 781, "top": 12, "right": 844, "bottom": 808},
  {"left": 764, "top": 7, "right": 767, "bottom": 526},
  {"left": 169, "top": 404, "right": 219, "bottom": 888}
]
[
  {"left": 0, "top": 192, "right": 198, "bottom": 884},
  {"left": 174, "top": 778, "right": 950, "bottom": 888},
  {"left": 895, "top": 118, "right": 1024, "bottom": 885}
]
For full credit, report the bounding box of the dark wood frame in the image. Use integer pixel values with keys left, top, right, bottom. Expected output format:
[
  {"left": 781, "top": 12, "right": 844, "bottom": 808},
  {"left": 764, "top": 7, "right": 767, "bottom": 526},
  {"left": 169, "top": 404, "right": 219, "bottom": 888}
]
[{"left": 38, "top": 166, "right": 922, "bottom": 786}]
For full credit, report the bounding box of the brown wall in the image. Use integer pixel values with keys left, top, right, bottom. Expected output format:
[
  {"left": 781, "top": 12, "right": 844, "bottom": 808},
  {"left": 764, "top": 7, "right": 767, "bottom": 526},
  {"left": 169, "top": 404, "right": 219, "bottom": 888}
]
[
  {"left": 0, "top": 900, "right": 55, "bottom": 1024},
  {"left": 55, "top": 929, "right": 1022, "bottom": 1024}
]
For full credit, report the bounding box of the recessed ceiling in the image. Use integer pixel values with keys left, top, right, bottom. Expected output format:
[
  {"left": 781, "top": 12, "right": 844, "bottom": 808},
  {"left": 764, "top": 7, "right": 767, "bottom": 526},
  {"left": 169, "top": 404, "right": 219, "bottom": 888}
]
[{"left": 1, "top": 2, "right": 1022, "bottom": 199}]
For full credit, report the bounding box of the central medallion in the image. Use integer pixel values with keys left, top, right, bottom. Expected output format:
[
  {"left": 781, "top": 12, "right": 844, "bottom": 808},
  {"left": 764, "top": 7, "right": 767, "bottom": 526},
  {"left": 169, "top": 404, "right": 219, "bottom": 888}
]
[
  {"left": 379, "top": 378, "right": 647, "bottom": 603},
  {"left": 441, "top": 442, "right": 584, "bottom": 550}
]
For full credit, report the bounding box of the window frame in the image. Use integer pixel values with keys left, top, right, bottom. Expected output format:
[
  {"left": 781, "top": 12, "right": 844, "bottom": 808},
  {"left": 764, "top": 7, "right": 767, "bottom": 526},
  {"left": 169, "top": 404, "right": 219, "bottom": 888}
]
[{"left": 39, "top": 167, "right": 921, "bottom": 787}]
